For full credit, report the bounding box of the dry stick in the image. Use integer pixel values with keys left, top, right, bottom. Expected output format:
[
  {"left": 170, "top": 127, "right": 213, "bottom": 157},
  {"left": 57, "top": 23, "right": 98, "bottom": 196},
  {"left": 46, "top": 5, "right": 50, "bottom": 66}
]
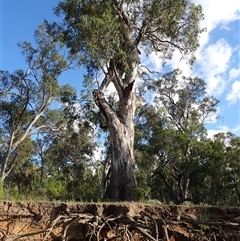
[
  {"left": 134, "top": 226, "right": 159, "bottom": 241},
  {"left": 136, "top": 215, "right": 240, "bottom": 228},
  {"left": 45, "top": 213, "right": 95, "bottom": 241},
  {"left": 162, "top": 223, "right": 170, "bottom": 241},
  {"left": 0, "top": 214, "right": 34, "bottom": 218},
  {"left": 97, "top": 215, "right": 115, "bottom": 241},
  {"left": 97, "top": 216, "right": 122, "bottom": 241},
  {"left": 124, "top": 224, "right": 132, "bottom": 241},
  {"left": 43, "top": 214, "right": 65, "bottom": 241},
  {"left": 90, "top": 216, "right": 100, "bottom": 241},
  {"left": 141, "top": 211, "right": 159, "bottom": 240},
  {"left": 124, "top": 214, "right": 150, "bottom": 229},
  {"left": 159, "top": 217, "right": 170, "bottom": 241},
  {"left": 88, "top": 220, "right": 99, "bottom": 241},
  {"left": 211, "top": 234, "right": 217, "bottom": 241},
  {"left": 159, "top": 219, "right": 240, "bottom": 227},
  {"left": 119, "top": 223, "right": 128, "bottom": 239},
  {"left": 97, "top": 222, "right": 106, "bottom": 241},
  {"left": 120, "top": 213, "right": 157, "bottom": 241},
  {"left": 62, "top": 215, "right": 83, "bottom": 241},
  {"left": 5, "top": 228, "right": 56, "bottom": 241},
  {"left": 0, "top": 229, "right": 10, "bottom": 241},
  {"left": 102, "top": 215, "right": 115, "bottom": 230}
]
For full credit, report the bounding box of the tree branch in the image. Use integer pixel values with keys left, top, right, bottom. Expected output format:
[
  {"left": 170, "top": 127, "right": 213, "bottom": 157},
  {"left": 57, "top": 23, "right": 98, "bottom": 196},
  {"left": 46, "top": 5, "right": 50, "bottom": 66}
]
[
  {"left": 99, "top": 74, "right": 112, "bottom": 94},
  {"left": 93, "top": 89, "right": 120, "bottom": 129}
]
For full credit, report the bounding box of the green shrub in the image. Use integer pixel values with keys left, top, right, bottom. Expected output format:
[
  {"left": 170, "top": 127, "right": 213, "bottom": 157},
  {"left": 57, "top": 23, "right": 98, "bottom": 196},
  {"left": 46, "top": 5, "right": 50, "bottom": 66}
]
[{"left": 0, "top": 180, "right": 5, "bottom": 200}]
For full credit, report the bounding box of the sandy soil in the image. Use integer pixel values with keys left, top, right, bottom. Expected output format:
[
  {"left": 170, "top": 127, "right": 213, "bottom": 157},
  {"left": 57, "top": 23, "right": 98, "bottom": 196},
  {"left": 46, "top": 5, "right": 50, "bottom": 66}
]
[{"left": 0, "top": 201, "right": 239, "bottom": 241}]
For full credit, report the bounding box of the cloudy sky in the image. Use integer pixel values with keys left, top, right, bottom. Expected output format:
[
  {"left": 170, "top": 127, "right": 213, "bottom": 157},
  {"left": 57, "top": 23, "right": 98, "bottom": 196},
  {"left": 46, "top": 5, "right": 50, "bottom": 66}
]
[
  {"left": 1, "top": 0, "right": 239, "bottom": 137},
  {"left": 192, "top": 0, "right": 239, "bottom": 137}
]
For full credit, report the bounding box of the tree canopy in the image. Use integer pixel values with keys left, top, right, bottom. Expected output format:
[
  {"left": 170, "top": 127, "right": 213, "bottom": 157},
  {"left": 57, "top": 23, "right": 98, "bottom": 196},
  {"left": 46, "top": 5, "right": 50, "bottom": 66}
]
[{"left": 43, "top": 0, "right": 205, "bottom": 201}]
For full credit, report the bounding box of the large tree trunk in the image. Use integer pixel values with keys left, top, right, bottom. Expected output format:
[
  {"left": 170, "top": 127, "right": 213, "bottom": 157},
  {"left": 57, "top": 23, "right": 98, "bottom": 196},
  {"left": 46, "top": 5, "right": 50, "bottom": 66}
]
[
  {"left": 91, "top": 1, "right": 141, "bottom": 201},
  {"left": 107, "top": 121, "right": 137, "bottom": 200},
  {"left": 93, "top": 71, "right": 138, "bottom": 201}
]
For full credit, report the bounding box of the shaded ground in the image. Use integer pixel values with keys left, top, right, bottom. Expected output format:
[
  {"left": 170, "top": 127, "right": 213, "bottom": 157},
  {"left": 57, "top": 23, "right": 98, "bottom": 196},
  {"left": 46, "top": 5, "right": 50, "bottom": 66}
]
[{"left": 0, "top": 201, "right": 239, "bottom": 240}]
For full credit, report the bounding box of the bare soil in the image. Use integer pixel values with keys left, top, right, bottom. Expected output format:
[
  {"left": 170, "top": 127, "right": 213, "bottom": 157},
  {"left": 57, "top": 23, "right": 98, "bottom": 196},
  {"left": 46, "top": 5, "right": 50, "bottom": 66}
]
[{"left": 0, "top": 201, "right": 239, "bottom": 241}]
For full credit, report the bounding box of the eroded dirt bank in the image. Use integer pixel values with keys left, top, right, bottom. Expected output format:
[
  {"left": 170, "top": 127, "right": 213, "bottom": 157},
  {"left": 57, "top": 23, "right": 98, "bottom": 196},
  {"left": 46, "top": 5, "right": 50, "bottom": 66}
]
[{"left": 0, "top": 201, "right": 239, "bottom": 241}]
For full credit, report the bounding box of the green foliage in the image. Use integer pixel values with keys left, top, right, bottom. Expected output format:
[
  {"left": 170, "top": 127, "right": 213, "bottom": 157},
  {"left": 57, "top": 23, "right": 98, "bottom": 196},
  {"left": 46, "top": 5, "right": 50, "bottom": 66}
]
[
  {"left": 45, "top": 179, "right": 68, "bottom": 201},
  {"left": 0, "top": 180, "right": 4, "bottom": 200},
  {"left": 140, "top": 0, "right": 205, "bottom": 64},
  {"left": 135, "top": 107, "right": 240, "bottom": 206},
  {"left": 135, "top": 170, "right": 151, "bottom": 201},
  {"left": 42, "top": 0, "right": 206, "bottom": 201},
  {"left": 4, "top": 115, "right": 100, "bottom": 202},
  {"left": 53, "top": 0, "right": 124, "bottom": 72},
  {"left": 60, "top": 84, "right": 77, "bottom": 103},
  {"left": 135, "top": 72, "right": 222, "bottom": 204},
  {"left": 46, "top": 0, "right": 204, "bottom": 77},
  {"left": 0, "top": 24, "right": 70, "bottom": 182}
]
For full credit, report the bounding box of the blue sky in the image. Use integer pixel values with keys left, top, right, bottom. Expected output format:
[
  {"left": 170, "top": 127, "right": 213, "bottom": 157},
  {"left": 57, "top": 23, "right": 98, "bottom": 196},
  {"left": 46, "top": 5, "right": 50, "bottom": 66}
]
[{"left": 1, "top": 0, "right": 239, "bottom": 137}]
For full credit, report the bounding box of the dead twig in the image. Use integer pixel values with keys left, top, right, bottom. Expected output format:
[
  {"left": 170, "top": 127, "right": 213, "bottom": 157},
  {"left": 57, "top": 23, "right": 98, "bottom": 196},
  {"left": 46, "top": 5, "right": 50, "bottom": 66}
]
[{"left": 141, "top": 211, "right": 159, "bottom": 240}]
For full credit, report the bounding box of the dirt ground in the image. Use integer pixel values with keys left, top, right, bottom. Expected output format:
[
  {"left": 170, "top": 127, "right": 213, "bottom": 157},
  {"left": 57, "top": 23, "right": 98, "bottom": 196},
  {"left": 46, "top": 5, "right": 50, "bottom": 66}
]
[{"left": 0, "top": 201, "right": 239, "bottom": 241}]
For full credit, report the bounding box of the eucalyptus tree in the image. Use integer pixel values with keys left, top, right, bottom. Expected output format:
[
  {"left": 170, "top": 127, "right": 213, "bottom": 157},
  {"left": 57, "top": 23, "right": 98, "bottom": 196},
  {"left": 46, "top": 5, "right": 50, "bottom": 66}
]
[
  {"left": 226, "top": 135, "right": 240, "bottom": 205},
  {"left": 202, "top": 133, "right": 240, "bottom": 206},
  {"left": 151, "top": 71, "right": 219, "bottom": 203},
  {"left": 4, "top": 85, "right": 98, "bottom": 201},
  {"left": 37, "top": 114, "right": 97, "bottom": 201},
  {"left": 135, "top": 71, "right": 219, "bottom": 204},
  {"left": 0, "top": 25, "right": 70, "bottom": 182},
  {"left": 47, "top": 0, "right": 204, "bottom": 200}
]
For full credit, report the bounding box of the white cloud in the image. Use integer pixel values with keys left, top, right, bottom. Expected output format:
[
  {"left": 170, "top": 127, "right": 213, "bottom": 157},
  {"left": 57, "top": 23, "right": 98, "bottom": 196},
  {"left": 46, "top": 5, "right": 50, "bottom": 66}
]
[
  {"left": 229, "top": 67, "right": 240, "bottom": 80},
  {"left": 140, "top": 51, "right": 164, "bottom": 72},
  {"left": 106, "top": 81, "right": 117, "bottom": 95},
  {"left": 198, "top": 39, "right": 232, "bottom": 75},
  {"left": 226, "top": 81, "right": 240, "bottom": 105},
  {"left": 141, "top": 1, "right": 240, "bottom": 86},
  {"left": 193, "top": 0, "right": 240, "bottom": 46},
  {"left": 207, "top": 125, "right": 234, "bottom": 139},
  {"left": 207, "top": 129, "right": 219, "bottom": 139},
  {"left": 166, "top": 50, "right": 192, "bottom": 77},
  {"left": 207, "top": 126, "right": 240, "bottom": 139},
  {"left": 192, "top": 0, "right": 239, "bottom": 97},
  {"left": 196, "top": 39, "right": 233, "bottom": 95},
  {"left": 232, "top": 125, "right": 240, "bottom": 134}
]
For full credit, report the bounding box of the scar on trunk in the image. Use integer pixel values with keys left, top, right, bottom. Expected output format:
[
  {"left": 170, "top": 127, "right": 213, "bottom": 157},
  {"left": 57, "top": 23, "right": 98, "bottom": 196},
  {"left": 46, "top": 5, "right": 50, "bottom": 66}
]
[{"left": 123, "top": 80, "right": 135, "bottom": 98}]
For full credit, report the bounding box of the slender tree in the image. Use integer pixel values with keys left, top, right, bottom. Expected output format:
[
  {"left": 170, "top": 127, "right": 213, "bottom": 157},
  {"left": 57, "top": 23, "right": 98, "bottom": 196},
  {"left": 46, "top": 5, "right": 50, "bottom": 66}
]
[
  {"left": 0, "top": 25, "right": 70, "bottom": 181},
  {"left": 48, "top": 0, "right": 204, "bottom": 200}
]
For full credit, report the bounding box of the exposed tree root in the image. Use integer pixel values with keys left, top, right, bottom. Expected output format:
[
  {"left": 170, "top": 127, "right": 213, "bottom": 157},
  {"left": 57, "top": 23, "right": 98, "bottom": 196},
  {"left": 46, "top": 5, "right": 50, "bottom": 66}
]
[
  {"left": 3, "top": 212, "right": 240, "bottom": 241},
  {"left": 0, "top": 203, "right": 240, "bottom": 241}
]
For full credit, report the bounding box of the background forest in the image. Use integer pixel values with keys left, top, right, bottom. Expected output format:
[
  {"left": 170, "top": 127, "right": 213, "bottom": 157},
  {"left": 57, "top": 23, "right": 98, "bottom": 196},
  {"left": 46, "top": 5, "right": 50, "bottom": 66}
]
[
  {"left": 0, "top": 0, "right": 239, "bottom": 206},
  {"left": 1, "top": 46, "right": 239, "bottom": 205}
]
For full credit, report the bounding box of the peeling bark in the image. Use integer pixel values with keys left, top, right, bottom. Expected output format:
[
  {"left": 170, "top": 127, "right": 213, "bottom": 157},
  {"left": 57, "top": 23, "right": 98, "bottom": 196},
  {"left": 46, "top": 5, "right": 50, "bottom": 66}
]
[
  {"left": 108, "top": 122, "right": 137, "bottom": 201},
  {"left": 93, "top": 78, "right": 137, "bottom": 201}
]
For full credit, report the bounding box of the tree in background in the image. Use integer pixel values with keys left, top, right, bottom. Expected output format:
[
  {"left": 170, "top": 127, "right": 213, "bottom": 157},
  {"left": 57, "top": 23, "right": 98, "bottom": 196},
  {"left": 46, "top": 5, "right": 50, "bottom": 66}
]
[
  {"left": 46, "top": 0, "right": 204, "bottom": 200},
  {"left": 39, "top": 118, "right": 98, "bottom": 201},
  {"left": 3, "top": 82, "right": 100, "bottom": 201},
  {"left": 135, "top": 71, "right": 219, "bottom": 204},
  {"left": 0, "top": 24, "right": 71, "bottom": 183},
  {"left": 226, "top": 135, "right": 240, "bottom": 205},
  {"left": 195, "top": 133, "right": 240, "bottom": 206}
]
